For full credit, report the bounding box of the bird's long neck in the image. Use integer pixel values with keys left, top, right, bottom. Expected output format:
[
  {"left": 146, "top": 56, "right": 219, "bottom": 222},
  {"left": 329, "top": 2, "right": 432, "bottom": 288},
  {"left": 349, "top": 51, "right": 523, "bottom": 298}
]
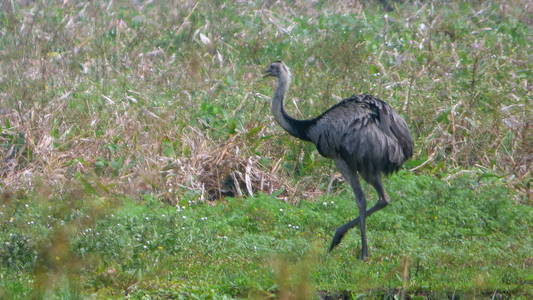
[{"left": 271, "top": 72, "right": 311, "bottom": 141}]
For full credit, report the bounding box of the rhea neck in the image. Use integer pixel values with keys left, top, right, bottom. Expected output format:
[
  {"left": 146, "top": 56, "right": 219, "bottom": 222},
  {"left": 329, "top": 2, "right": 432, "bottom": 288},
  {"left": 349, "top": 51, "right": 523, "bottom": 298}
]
[{"left": 271, "top": 69, "right": 311, "bottom": 141}]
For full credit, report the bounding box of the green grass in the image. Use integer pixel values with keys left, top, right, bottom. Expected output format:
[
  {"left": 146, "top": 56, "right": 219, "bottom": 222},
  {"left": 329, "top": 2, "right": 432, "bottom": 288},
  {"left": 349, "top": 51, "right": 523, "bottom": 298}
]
[
  {"left": 1, "top": 0, "right": 532, "bottom": 299},
  {"left": 1, "top": 173, "right": 532, "bottom": 298}
]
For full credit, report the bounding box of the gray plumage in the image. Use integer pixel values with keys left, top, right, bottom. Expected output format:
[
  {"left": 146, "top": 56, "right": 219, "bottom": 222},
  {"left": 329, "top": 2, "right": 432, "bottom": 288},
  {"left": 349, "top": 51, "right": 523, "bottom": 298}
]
[
  {"left": 264, "top": 61, "right": 413, "bottom": 260},
  {"left": 307, "top": 95, "right": 412, "bottom": 177}
]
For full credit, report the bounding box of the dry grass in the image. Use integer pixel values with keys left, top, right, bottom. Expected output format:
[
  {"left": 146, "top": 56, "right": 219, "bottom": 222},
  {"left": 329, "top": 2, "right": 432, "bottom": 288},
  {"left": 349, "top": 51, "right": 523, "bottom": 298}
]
[{"left": 0, "top": 102, "right": 305, "bottom": 202}]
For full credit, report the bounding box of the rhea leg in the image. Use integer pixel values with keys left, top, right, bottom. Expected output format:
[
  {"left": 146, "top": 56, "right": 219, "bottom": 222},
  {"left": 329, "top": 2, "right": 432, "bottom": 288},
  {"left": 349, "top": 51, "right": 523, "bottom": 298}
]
[
  {"left": 364, "top": 173, "right": 390, "bottom": 212},
  {"left": 332, "top": 160, "right": 368, "bottom": 259},
  {"left": 329, "top": 170, "right": 390, "bottom": 255}
]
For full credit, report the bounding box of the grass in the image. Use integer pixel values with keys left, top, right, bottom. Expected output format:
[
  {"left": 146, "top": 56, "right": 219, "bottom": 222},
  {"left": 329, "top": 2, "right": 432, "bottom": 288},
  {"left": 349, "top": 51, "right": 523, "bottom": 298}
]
[
  {"left": 1, "top": 172, "right": 532, "bottom": 298},
  {"left": 0, "top": 0, "right": 532, "bottom": 299}
]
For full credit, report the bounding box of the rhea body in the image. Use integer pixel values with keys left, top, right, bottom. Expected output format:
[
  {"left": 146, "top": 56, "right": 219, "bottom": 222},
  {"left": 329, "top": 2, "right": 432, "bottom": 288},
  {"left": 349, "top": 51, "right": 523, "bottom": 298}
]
[{"left": 264, "top": 61, "right": 413, "bottom": 260}]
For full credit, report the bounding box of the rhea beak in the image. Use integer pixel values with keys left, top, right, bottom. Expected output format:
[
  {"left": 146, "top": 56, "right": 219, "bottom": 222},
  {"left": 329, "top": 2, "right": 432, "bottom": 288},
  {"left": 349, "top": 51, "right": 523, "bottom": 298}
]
[{"left": 263, "top": 68, "right": 273, "bottom": 78}]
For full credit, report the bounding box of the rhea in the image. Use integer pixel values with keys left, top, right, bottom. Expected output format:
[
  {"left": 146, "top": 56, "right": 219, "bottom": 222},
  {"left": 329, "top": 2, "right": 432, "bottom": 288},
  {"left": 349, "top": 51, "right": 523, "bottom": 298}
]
[{"left": 264, "top": 61, "right": 413, "bottom": 260}]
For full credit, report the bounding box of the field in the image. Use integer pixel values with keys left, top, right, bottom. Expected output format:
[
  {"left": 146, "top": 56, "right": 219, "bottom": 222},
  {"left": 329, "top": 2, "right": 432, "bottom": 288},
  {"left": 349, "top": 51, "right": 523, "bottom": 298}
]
[{"left": 0, "top": 0, "right": 532, "bottom": 299}]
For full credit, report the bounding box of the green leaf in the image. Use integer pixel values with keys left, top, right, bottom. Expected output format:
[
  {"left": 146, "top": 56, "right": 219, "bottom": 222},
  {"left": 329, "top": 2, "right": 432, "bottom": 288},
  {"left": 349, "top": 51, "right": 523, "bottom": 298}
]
[
  {"left": 246, "top": 125, "right": 263, "bottom": 139},
  {"left": 161, "top": 138, "right": 175, "bottom": 157}
]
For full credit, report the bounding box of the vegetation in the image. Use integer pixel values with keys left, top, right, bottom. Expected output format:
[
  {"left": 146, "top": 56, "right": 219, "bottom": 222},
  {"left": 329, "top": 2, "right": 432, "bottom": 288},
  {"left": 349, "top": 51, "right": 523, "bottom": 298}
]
[{"left": 0, "top": 0, "right": 531, "bottom": 299}]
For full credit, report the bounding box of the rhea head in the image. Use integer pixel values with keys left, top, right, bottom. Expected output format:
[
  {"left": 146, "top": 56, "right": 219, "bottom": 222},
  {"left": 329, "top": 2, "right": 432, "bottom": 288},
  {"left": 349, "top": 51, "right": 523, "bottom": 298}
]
[{"left": 263, "top": 61, "right": 291, "bottom": 79}]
